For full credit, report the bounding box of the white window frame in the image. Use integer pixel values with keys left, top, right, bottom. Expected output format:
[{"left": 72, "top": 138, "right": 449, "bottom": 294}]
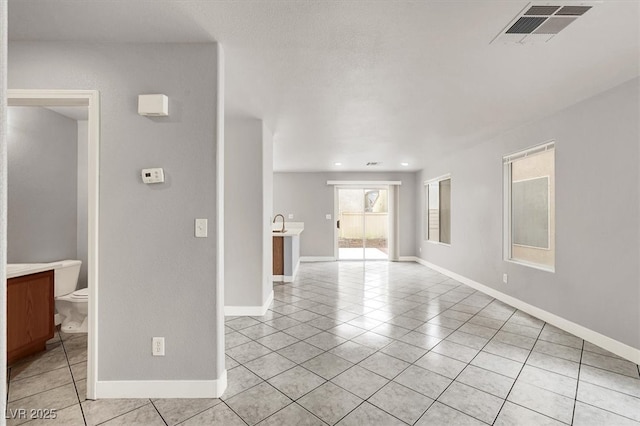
[
  {"left": 424, "top": 173, "right": 451, "bottom": 246},
  {"left": 503, "top": 141, "right": 555, "bottom": 272}
]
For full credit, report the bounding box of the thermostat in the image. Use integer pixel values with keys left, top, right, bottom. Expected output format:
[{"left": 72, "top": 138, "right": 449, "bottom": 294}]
[{"left": 141, "top": 168, "right": 165, "bottom": 184}]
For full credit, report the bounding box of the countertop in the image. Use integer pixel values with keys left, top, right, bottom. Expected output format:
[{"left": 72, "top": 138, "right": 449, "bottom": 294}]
[
  {"left": 7, "top": 263, "right": 60, "bottom": 279},
  {"left": 272, "top": 221, "right": 304, "bottom": 237}
]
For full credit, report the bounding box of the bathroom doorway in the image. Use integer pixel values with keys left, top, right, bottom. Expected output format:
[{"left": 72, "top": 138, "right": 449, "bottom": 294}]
[
  {"left": 335, "top": 187, "right": 389, "bottom": 260},
  {"left": 7, "top": 90, "right": 100, "bottom": 400}
]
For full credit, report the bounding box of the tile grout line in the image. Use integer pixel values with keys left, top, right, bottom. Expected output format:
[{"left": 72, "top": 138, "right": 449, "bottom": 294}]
[
  {"left": 59, "top": 332, "right": 88, "bottom": 426},
  {"left": 313, "top": 281, "right": 496, "bottom": 425},
  {"left": 148, "top": 400, "right": 169, "bottom": 426},
  {"left": 570, "top": 339, "right": 585, "bottom": 425},
  {"left": 228, "top": 270, "right": 471, "bottom": 425},
  {"left": 412, "top": 302, "right": 519, "bottom": 425},
  {"left": 229, "top": 263, "right": 640, "bottom": 425},
  {"left": 490, "top": 315, "right": 545, "bottom": 426}
]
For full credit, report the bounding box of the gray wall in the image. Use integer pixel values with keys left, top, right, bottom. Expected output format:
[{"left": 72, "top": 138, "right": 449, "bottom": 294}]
[
  {"left": 225, "top": 117, "right": 271, "bottom": 308},
  {"left": 7, "top": 107, "right": 78, "bottom": 263},
  {"left": 262, "top": 123, "right": 274, "bottom": 303},
  {"left": 9, "top": 42, "right": 223, "bottom": 381},
  {"left": 416, "top": 77, "right": 640, "bottom": 350},
  {"left": 273, "top": 172, "right": 417, "bottom": 258},
  {"left": 77, "top": 120, "right": 88, "bottom": 289}
]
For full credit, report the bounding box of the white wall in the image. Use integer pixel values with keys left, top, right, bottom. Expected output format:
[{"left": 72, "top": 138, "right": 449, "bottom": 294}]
[
  {"left": 273, "top": 172, "right": 417, "bottom": 258},
  {"left": 262, "top": 122, "right": 274, "bottom": 304},
  {"left": 7, "top": 107, "right": 78, "bottom": 263},
  {"left": 224, "top": 117, "right": 273, "bottom": 312},
  {"left": 77, "top": 120, "right": 88, "bottom": 289},
  {"left": 416, "top": 77, "right": 640, "bottom": 351},
  {"left": 9, "top": 42, "right": 224, "bottom": 388}
]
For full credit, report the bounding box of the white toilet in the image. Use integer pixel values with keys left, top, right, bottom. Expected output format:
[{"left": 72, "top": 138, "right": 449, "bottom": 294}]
[{"left": 53, "top": 260, "right": 88, "bottom": 333}]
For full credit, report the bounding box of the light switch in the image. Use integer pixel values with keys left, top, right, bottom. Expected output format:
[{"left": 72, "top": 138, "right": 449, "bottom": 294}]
[
  {"left": 326, "top": 214, "right": 332, "bottom": 220},
  {"left": 195, "top": 218, "right": 208, "bottom": 238}
]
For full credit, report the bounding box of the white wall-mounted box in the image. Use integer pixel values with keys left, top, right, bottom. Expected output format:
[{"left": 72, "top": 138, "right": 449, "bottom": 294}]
[{"left": 138, "top": 94, "right": 169, "bottom": 116}]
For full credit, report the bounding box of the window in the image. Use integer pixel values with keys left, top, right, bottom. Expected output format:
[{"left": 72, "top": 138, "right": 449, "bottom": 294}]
[
  {"left": 504, "top": 142, "right": 555, "bottom": 271},
  {"left": 425, "top": 175, "right": 451, "bottom": 244}
]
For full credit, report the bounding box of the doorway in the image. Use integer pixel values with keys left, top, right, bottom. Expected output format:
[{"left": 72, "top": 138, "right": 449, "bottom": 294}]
[
  {"left": 336, "top": 187, "right": 389, "bottom": 260},
  {"left": 7, "top": 90, "right": 100, "bottom": 400}
]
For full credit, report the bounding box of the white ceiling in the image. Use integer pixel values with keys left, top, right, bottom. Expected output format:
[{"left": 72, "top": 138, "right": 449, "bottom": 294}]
[{"left": 9, "top": 1, "right": 639, "bottom": 171}]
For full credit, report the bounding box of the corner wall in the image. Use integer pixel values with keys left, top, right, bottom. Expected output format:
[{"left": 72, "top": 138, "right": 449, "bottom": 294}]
[
  {"left": 416, "top": 77, "right": 640, "bottom": 352},
  {"left": 224, "top": 117, "right": 273, "bottom": 314},
  {"left": 9, "top": 42, "right": 225, "bottom": 395}
]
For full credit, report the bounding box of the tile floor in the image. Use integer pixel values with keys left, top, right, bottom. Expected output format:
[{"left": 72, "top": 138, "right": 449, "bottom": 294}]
[{"left": 5, "top": 261, "right": 640, "bottom": 425}]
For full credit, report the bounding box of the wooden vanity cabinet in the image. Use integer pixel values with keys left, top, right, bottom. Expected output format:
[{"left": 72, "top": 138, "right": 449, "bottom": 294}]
[
  {"left": 273, "top": 236, "right": 284, "bottom": 275},
  {"left": 7, "top": 270, "right": 55, "bottom": 364}
]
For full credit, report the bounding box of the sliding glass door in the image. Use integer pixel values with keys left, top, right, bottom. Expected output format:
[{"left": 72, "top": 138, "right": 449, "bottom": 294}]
[{"left": 337, "top": 187, "right": 389, "bottom": 260}]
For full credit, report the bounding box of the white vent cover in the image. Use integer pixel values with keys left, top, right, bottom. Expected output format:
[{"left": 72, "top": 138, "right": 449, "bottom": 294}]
[{"left": 492, "top": 2, "right": 595, "bottom": 44}]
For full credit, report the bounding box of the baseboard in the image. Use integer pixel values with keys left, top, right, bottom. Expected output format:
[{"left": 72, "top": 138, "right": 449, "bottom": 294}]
[
  {"left": 398, "top": 256, "right": 420, "bottom": 262},
  {"left": 273, "top": 259, "right": 301, "bottom": 283},
  {"left": 418, "top": 258, "right": 640, "bottom": 364},
  {"left": 300, "top": 256, "right": 336, "bottom": 262},
  {"left": 95, "top": 369, "right": 227, "bottom": 398},
  {"left": 273, "top": 274, "right": 293, "bottom": 282},
  {"left": 224, "top": 290, "right": 274, "bottom": 316}
]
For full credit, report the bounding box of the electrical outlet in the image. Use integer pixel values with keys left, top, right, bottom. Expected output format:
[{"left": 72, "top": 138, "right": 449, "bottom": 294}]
[
  {"left": 288, "top": 214, "right": 294, "bottom": 219},
  {"left": 503, "top": 273, "right": 508, "bottom": 284},
  {"left": 152, "top": 337, "right": 165, "bottom": 356},
  {"left": 326, "top": 214, "right": 332, "bottom": 220}
]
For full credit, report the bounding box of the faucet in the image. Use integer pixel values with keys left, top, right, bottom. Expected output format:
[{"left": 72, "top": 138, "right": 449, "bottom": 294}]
[{"left": 273, "top": 214, "right": 286, "bottom": 233}]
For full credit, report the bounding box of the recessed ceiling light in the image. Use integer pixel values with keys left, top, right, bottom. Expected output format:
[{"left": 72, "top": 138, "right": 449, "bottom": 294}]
[
  {"left": 401, "top": 162, "right": 409, "bottom": 167},
  {"left": 334, "top": 162, "right": 342, "bottom": 166}
]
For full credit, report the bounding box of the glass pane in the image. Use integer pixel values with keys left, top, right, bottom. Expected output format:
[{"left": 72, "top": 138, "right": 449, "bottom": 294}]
[
  {"left": 428, "top": 182, "right": 440, "bottom": 242},
  {"left": 510, "top": 148, "right": 555, "bottom": 268},
  {"left": 439, "top": 179, "right": 451, "bottom": 244},
  {"left": 364, "top": 189, "right": 388, "bottom": 260}
]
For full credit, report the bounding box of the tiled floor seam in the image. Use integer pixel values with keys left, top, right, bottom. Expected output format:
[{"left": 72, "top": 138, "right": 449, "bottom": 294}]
[
  {"left": 148, "top": 400, "right": 169, "bottom": 426},
  {"left": 412, "top": 307, "right": 517, "bottom": 425},
  {"left": 491, "top": 317, "right": 551, "bottom": 425},
  {"left": 61, "top": 330, "right": 89, "bottom": 426},
  {"left": 93, "top": 402, "right": 152, "bottom": 426},
  {"left": 569, "top": 339, "right": 586, "bottom": 425}
]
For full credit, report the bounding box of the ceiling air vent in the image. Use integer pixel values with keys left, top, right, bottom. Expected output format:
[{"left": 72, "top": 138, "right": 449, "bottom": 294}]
[
  {"left": 366, "top": 162, "right": 382, "bottom": 166},
  {"left": 492, "top": 2, "right": 594, "bottom": 44}
]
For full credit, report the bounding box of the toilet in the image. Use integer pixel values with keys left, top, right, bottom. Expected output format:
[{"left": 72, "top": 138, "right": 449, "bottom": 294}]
[{"left": 52, "top": 260, "right": 88, "bottom": 333}]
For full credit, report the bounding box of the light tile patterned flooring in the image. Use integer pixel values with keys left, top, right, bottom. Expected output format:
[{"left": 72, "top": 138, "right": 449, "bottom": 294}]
[{"left": 5, "top": 261, "right": 640, "bottom": 425}]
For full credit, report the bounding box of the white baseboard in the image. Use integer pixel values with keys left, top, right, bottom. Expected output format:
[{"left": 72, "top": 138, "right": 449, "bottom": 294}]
[
  {"left": 273, "top": 274, "right": 293, "bottom": 282},
  {"left": 398, "top": 256, "right": 420, "bottom": 262},
  {"left": 95, "top": 369, "right": 227, "bottom": 399},
  {"left": 300, "top": 256, "right": 336, "bottom": 262},
  {"left": 273, "top": 259, "right": 301, "bottom": 283},
  {"left": 418, "top": 258, "right": 640, "bottom": 364},
  {"left": 225, "top": 290, "right": 274, "bottom": 316}
]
